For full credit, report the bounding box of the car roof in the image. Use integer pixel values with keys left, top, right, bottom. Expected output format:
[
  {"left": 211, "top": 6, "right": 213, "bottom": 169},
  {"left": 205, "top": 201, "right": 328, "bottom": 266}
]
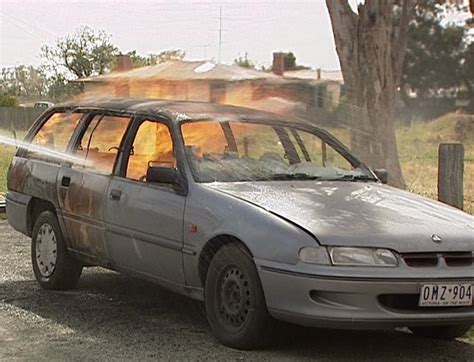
[{"left": 58, "top": 97, "right": 313, "bottom": 127}]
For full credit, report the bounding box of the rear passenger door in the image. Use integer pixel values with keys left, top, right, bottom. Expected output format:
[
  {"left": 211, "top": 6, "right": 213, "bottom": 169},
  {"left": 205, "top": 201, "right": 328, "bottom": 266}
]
[
  {"left": 57, "top": 113, "right": 131, "bottom": 263},
  {"left": 105, "top": 117, "right": 186, "bottom": 286}
]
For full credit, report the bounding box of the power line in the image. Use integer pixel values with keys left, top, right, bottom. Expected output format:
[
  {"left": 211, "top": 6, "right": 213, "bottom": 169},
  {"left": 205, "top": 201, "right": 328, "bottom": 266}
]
[
  {"left": 0, "top": 10, "right": 47, "bottom": 43},
  {"left": 0, "top": 9, "right": 57, "bottom": 40}
]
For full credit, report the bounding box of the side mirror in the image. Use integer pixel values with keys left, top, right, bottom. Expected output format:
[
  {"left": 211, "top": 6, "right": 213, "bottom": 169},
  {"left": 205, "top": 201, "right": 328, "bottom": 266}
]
[
  {"left": 373, "top": 169, "right": 388, "bottom": 184},
  {"left": 146, "top": 166, "right": 179, "bottom": 185}
]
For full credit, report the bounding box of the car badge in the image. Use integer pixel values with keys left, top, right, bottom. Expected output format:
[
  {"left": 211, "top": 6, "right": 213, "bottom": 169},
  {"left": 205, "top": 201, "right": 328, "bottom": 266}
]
[{"left": 431, "top": 234, "right": 442, "bottom": 243}]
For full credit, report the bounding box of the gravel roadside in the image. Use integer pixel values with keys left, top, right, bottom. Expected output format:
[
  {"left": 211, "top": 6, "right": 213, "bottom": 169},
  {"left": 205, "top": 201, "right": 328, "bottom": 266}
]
[{"left": 0, "top": 220, "right": 473, "bottom": 360}]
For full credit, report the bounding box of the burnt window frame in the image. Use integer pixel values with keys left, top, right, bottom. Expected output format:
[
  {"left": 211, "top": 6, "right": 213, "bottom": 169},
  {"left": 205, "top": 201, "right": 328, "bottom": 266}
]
[
  {"left": 66, "top": 108, "right": 136, "bottom": 176},
  {"left": 115, "top": 114, "right": 188, "bottom": 196}
]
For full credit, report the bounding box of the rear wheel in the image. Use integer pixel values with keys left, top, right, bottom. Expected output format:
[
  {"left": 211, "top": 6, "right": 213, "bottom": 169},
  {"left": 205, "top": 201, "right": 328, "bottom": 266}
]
[
  {"left": 410, "top": 324, "right": 472, "bottom": 340},
  {"left": 31, "top": 211, "right": 82, "bottom": 290},
  {"left": 204, "top": 243, "right": 272, "bottom": 349}
]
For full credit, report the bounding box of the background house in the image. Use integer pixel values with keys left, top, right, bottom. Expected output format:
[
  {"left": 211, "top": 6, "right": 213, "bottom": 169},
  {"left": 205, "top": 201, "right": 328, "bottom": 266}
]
[{"left": 77, "top": 53, "right": 343, "bottom": 124}]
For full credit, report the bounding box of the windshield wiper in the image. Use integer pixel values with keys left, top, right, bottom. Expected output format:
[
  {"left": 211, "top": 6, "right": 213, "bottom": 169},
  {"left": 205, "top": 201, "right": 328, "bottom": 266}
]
[
  {"left": 260, "top": 173, "right": 322, "bottom": 181},
  {"left": 326, "top": 174, "right": 375, "bottom": 182}
]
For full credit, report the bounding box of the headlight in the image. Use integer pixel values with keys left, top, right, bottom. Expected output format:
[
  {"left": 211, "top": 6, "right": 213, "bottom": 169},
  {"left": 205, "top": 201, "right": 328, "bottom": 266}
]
[
  {"left": 298, "top": 247, "right": 331, "bottom": 265},
  {"left": 329, "top": 247, "right": 398, "bottom": 267}
]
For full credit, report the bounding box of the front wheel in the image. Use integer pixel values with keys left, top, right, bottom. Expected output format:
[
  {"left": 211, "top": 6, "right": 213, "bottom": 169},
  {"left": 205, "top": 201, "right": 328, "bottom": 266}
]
[
  {"left": 31, "top": 211, "right": 82, "bottom": 290},
  {"left": 410, "top": 324, "right": 472, "bottom": 340},
  {"left": 204, "top": 243, "right": 272, "bottom": 350}
]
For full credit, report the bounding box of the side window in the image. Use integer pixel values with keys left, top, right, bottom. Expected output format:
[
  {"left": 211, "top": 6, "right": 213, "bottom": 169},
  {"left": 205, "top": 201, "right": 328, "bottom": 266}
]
[
  {"left": 29, "top": 111, "right": 83, "bottom": 158},
  {"left": 230, "top": 122, "right": 288, "bottom": 163},
  {"left": 296, "top": 130, "right": 352, "bottom": 170},
  {"left": 74, "top": 114, "right": 131, "bottom": 174},
  {"left": 126, "top": 120, "right": 175, "bottom": 181},
  {"left": 325, "top": 145, "right": 353, "bottom": 170}
]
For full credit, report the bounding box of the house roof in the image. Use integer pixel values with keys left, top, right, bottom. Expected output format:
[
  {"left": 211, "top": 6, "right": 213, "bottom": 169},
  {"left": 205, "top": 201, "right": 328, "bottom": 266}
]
[
  {"left": 78, "top": 60, "right": 279, "bottom": 83},
  {"left": 78, "top": 60, "right": 344, "bottom": 84}
]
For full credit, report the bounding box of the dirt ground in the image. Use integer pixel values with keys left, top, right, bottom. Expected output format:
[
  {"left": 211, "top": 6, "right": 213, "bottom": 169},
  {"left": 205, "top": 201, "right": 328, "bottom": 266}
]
[{"left": 0, "top": 220, "right": 473, "bottom": 361}]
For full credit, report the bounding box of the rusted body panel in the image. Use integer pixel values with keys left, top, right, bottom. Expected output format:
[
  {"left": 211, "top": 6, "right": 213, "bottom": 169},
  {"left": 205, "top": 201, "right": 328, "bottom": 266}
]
[
  {"left": 57, "top": 167, "right": 110, "bottom": 261},
  {"left": 8, "top": 158, "right": 61, "bottom": 208}
]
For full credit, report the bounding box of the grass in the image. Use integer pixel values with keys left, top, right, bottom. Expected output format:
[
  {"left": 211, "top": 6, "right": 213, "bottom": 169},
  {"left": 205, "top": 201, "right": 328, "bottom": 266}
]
[
  {"left": 397, "top": 113, "right": 473, "bottom": 215},
  {"left": 465, "top": 328, "right": 474, "bottom": 345},
  {"left": 327, "top": 112, "right": 473, "bottom": 215},
  {"left": 0, "top": 129, "right": 25, "bottom": 193}
]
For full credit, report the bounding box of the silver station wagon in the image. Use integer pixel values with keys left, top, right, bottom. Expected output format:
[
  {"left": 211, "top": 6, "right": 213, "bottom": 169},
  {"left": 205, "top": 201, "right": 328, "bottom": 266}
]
[{"left": 6, "top": 98, "right": 474, "bottom": 349}]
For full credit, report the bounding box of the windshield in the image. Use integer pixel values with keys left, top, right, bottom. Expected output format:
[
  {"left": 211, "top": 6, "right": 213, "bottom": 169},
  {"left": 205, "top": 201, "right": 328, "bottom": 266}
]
[{"left": 181, "top": 120, "right": 374, "bottom": 183}]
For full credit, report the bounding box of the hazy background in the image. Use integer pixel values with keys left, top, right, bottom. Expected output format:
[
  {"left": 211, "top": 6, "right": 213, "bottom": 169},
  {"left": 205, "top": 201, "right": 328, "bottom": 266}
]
[{"left": 1, "top": 0, "right": 345, "bottom": 70}]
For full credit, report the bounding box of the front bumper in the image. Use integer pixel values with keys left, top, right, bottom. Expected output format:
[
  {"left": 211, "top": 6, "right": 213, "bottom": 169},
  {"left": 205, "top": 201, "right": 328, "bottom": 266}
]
[{"left": 258, "top": 265, "right": 474, "bottom": 329}]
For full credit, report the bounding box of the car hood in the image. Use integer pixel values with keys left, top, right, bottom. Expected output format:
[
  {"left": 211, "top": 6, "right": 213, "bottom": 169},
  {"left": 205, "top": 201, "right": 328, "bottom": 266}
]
[{"left": 206, "top": 181, "right": 474, "bottom": 253}]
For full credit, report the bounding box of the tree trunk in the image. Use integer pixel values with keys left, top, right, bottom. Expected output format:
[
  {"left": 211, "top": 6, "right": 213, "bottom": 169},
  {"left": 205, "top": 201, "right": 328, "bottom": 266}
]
[{"left": 327, "top": 0, "right": 415, "bottom": 188}]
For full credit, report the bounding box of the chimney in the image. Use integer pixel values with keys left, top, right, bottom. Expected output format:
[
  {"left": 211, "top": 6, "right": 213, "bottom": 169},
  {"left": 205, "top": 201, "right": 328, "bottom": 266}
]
[
  {"left": 272, "top": 52, "right": 285, "bottom": 76},
  {"left": 116, "top": 55, "right": 133, "bottom": 72}
]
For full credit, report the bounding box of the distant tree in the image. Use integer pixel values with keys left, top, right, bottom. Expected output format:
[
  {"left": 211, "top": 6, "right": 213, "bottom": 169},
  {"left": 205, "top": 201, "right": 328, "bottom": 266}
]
[
  {"left": 402, "top": 1, "right": 467, "bottom": 100},
  {"left": 47, "top": 73, "right": 82, "bottom": 102},
  {"left": 0, "top": 65, "right": 49, "bottom": 100},
  {"left": 0, "top": 65, "right": 84, "bottom": 103},
  {"left": 41, "top": 26, "right": 119, "bottom": 79},
  {"left": 283, "top": 52, "right": 297, "bottom": 70},
  {"left": 0, "top": 68, "right": 16, "bottom": 95},
  {"left": 281, "top": 52, "right": 310, "bottom": 71},
  {"left": 233, "top": 53, "right": 256, "bottom": 69},
  {"left": 116, "top": 49, "right": 185, "bottom": 69},
  {"left": 461, "top": 42, "right": 474, "bottom": 98},
  {"left": 157, "top": 49, "right": 185, "bottom": 63},
  {"left": 123, "top": 50, "right": 159, "bottom": 68},
  {"left": 0, "top": 93, "right": 20, "bottom": 107}
]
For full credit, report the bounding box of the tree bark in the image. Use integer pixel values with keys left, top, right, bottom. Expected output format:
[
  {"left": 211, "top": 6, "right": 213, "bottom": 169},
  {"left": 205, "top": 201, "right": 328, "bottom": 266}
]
[{"left": 327, "top": 0, "right": 415, "bottom": 188}]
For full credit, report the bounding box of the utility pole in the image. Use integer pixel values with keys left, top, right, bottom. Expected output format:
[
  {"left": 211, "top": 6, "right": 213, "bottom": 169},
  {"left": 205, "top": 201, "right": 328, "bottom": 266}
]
[{"left": 218, "top": 6, "right": 222, "bottom": 63}]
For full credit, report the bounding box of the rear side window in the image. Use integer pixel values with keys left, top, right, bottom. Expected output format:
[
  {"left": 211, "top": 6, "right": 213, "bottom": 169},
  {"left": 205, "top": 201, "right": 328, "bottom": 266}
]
[
  {"left": 30, "top": 111, "right": 83, "bottom": 155},
  {"left": 74, "top": 114, "right": 131, "bottom": 174},
  {"left": 126, "top": 120, "right": 175, "bottom": 181}
]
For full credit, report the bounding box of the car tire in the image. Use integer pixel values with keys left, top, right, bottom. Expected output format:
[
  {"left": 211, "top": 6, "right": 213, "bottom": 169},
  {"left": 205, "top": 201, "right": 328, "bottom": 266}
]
[
  {"left": 204, "top": 243, "right": 272, "bottom": 350},
  {"left": 31, "top": 210, "right": 82, "bottom": 290},
  {"left": 410, "top": 324, "right": 472, "bottom": 340}
]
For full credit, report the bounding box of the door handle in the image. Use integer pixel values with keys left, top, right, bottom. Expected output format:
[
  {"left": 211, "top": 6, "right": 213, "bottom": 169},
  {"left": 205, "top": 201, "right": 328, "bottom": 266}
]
[
  {"left": 110, "top": 189, "right": 122, "bottom": 201},
  {"left": 61, "top": 176, "right": 71, "bottom": 187}
]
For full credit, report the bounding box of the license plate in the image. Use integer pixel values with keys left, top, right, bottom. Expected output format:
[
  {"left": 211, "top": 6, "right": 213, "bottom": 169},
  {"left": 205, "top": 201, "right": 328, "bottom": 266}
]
[{"left": 419, "top": 283, "right": 473, "bottom": 307}]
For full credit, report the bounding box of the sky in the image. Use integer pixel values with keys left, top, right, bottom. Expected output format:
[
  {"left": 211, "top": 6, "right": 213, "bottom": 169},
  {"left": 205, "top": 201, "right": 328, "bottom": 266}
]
[
  {"left": 0, "top": 0, "right": 344, "bottom": 70},
  {"left": 1, "top": 0, "right": 470, "bottom": 71}
]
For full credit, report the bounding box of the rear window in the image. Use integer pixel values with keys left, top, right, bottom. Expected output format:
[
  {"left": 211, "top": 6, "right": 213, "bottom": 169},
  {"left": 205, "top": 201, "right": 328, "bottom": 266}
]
[{"left": 27, "top": 111, "right": 83, "bottom": 159}]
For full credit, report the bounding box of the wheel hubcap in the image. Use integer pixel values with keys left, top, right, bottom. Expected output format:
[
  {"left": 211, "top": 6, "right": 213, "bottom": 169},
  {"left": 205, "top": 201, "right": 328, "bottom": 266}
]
[
  {"left": 218, "top": 267, "right": 251, "bottom": 328},
  {"left": 35, "top": 223, "right": 57, "bottom": 277}
]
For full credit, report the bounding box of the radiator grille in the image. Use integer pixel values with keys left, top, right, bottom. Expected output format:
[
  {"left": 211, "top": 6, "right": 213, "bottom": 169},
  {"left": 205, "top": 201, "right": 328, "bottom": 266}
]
[{"left": 402, "top": 252, "right": 473, "bottom": 268}]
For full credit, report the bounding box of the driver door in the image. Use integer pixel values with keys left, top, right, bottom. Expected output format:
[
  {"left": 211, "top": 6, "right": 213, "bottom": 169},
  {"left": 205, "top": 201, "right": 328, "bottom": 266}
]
[{"left": 105, "top": 117, "right": 186, "bottom": 286}]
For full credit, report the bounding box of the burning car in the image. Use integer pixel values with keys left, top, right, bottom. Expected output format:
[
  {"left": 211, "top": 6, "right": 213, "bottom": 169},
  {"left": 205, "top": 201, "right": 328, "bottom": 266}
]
[{"left": 5, "top": 98, "right": 474, "bottom": 349}]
